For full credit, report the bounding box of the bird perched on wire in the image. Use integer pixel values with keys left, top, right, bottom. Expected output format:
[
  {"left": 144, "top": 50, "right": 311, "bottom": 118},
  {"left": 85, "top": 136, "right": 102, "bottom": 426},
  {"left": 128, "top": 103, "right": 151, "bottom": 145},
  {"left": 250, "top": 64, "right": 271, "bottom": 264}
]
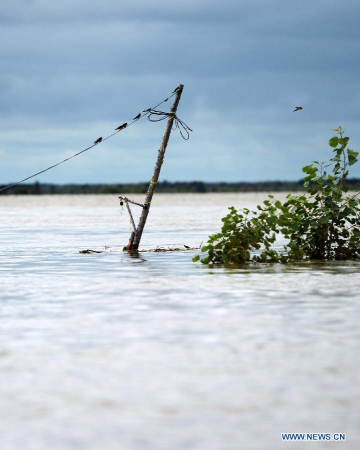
[
  {"left": 172, "top": 86, "right": 179, "bottom": 93},
  {"left": 293, "top": 106, "right": 303, "bottom": 112},
  {"left": 94, "top": 137, "right": 102, "bottom": 145},
  {"left": 132, "top": 113, "right": 141, "bottom": 120},
  {"left": 143, "top": 108, "right": 151, "bottom": 113},
  {"left": 115, "top": 123, "right": 127, "bottom": 131}
]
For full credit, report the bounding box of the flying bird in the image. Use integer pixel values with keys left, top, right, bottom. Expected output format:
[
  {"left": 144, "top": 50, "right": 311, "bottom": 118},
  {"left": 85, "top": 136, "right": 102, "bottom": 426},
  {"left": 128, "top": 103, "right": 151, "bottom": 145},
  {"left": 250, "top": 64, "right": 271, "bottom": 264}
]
[
  {"left": 293, "top": 106, "right": 303, "bottom": 112},
  {"left": 132, "top": 113, "right": 141, "bottom": 120},
  {"left": 115, "top": 123, "right": 127, "bottom": 131},
  {"left": 94, "top": 137, "right": 102, "bottom": 145}
]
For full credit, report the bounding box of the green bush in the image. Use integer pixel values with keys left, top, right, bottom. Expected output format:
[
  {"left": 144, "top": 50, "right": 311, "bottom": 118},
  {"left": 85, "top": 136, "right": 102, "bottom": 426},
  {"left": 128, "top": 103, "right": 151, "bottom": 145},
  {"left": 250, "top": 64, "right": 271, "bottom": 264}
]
[{"left": 193, "top": 127, "right": 360, "bottom": 264}]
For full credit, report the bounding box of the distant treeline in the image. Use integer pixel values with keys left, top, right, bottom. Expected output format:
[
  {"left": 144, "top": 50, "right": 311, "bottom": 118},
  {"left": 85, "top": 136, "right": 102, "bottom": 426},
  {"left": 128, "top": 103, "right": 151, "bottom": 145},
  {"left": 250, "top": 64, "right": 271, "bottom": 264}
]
[{"left": 1, "top": 179, "right": 359, "bottom": 195}]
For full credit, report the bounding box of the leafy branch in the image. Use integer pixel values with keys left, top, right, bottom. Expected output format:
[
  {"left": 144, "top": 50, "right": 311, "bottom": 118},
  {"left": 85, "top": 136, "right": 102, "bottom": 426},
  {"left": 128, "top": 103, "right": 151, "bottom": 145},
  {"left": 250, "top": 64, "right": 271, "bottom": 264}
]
[{"left": 194, "top": 127, "right": 360, "bottom": 264}]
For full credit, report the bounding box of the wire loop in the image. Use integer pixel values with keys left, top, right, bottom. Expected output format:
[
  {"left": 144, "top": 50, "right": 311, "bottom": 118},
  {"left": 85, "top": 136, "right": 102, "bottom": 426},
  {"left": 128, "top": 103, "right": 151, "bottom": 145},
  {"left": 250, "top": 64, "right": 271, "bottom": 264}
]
[{"left": 147, "top": 109, "right": 192, "bottom": 140}]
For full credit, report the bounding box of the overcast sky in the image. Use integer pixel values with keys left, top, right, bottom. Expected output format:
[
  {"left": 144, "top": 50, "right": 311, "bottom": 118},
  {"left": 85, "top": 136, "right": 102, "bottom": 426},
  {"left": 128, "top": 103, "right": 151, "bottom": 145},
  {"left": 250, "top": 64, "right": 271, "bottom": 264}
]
[{"left": 1, "top": 0, "right": 360, "bottom": 184}]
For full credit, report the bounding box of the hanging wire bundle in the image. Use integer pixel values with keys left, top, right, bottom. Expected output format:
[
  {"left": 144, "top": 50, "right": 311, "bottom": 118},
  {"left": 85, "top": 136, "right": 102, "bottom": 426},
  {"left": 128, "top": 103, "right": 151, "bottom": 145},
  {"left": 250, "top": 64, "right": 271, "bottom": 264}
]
[
  {"left": 0, "top": 87, "right": 191, "bottom": 193},
  {"left": 147, "top": 109, "right": 193, "bottom": 140}
]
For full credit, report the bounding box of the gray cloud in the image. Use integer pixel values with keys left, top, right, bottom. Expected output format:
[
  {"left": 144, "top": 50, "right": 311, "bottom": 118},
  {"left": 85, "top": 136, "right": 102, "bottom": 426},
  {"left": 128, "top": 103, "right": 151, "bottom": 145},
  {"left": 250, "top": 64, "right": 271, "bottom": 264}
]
[{"left": 1, "top": 0, "right": 360, "bottom": 184}]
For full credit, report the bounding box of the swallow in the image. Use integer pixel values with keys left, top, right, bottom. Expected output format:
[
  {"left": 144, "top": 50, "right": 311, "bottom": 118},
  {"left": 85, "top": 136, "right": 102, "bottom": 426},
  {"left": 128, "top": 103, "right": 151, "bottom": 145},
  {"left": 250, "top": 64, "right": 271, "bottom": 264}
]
[
  {"left": 132, "top": 113, "right": 141, "bottom": 120},
  {"left": 115, "top": 123, "right": 127, "bottom": 131},
  {"left": 293, "top": 106, "right": 303, "bottom": 112},
  {"left": 184, "top": 245, "right": 190, "bottom": 249},
  {"left": 94, "top": 137, "right": 102, "bottom": 145},
  {"left": 143, "top": 108, "right": 151, "bottom": 113},
  {"left": 172, "top": 87, "right": 179, "bottom": 93}
]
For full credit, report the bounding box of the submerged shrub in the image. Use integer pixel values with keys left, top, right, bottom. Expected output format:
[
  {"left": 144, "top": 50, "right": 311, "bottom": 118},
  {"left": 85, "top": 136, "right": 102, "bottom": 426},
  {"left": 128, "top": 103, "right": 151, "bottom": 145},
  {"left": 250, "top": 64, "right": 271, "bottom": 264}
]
[{"left": 193, "top": 127, "right": 360, "bottom": 264}]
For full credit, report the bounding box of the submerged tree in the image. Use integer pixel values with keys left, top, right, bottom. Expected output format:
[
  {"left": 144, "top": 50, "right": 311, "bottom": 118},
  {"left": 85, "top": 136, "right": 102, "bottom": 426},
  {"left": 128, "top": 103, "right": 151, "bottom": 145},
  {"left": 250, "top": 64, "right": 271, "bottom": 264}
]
[{"left": 194, "top": 127, "right": 360, "bottom": 264}]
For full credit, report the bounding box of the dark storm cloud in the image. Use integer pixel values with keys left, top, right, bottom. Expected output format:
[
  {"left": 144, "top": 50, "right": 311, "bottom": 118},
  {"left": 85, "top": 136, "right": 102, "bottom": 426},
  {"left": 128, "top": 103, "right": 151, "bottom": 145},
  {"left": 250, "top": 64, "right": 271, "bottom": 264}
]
[{"left": 1, "top": 0, "right": 360, "bottom": 184}]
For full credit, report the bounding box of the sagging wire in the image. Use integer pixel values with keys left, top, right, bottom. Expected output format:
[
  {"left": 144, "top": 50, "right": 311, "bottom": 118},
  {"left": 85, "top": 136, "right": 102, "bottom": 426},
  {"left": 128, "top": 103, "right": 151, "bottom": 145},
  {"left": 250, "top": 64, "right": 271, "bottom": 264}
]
[
  {"left": 0, "top": 89, "right": 178, "bottom": 193},
  {"left": 147, "top": 109, "right": 193, "bottom": 140}
]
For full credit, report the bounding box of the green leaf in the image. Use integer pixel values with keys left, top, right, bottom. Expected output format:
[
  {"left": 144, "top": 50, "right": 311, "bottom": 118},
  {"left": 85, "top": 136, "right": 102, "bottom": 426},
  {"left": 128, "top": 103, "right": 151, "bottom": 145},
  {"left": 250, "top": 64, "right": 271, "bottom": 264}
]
[
  {"left": 347, "top": 149, "right": 359, "bottom": 166},
  {"left": 196, "top": 128, "right": 359, "bottom": 265},
  {"left": 342, "top": 207, "right": 353, "bottom": 217},
  {"left": 329, "top": 137, "right": 339, "bottom": 147},
  {"left": 268, "top": 216, "right": 277, "bottom": 224},
  {"left": 330, "top": 155, "right": 341, "bottom": 162},
  {"left": 302, "top": 164, "right": 313, "bottom": 173}
]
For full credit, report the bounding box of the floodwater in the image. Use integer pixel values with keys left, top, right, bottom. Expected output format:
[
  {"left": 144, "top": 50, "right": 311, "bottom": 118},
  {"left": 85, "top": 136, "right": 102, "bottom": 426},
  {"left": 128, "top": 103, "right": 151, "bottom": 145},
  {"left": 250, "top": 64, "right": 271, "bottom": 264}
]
[{"left": 0, "top": 193, "right": 359, "bottom": 450}]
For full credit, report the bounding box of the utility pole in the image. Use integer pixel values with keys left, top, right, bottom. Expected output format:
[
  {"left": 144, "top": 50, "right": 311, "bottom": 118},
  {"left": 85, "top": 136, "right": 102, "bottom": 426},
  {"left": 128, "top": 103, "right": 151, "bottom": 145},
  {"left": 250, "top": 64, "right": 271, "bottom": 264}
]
[{"left": 126, "top": 84, "right": 184, "bottom": 251}]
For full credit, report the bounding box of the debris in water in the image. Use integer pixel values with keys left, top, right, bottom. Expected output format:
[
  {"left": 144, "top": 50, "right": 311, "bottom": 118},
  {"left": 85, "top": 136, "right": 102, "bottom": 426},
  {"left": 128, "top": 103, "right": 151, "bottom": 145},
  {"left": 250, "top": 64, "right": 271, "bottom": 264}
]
[
  {"left": 78, "top": 246, "right": 198, "bottom": 254},
  {"left": 139, "top": 246, "right": 198, "bottom": 253}
]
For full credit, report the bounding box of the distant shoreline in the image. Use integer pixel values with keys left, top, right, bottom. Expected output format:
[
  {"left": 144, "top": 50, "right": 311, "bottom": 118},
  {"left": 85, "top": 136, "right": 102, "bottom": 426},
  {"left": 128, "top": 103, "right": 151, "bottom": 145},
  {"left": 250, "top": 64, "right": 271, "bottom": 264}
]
[{"left": 1, "top": 179, "right": 359, "bottom": 195}]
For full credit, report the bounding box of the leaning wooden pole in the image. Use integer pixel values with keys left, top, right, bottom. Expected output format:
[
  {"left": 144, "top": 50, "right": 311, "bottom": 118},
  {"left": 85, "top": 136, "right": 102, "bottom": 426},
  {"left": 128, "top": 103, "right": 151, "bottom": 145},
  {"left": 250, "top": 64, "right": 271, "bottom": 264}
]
[{"left": 127, "top": 84, "right": 184, "bottom": 251}]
